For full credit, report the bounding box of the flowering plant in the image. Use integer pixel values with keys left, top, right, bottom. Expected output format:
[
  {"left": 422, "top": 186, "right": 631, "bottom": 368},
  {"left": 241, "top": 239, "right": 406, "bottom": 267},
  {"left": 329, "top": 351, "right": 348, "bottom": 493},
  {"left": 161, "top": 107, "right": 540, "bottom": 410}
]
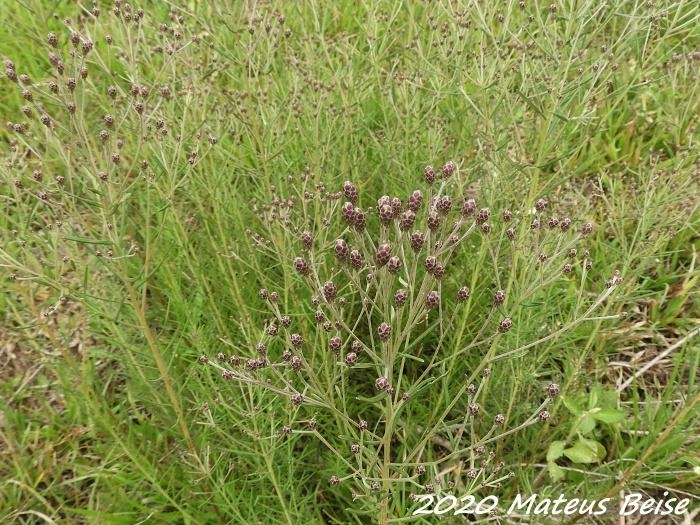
[{"left": 203, "top": 163, "right": 623, "bottom": 522}]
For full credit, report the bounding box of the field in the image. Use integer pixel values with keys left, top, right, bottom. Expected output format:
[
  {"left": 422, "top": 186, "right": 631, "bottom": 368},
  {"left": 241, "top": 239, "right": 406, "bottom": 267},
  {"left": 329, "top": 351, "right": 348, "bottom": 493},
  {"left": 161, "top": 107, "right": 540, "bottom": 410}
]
[{"left": 1, "top": 1, "right": 698, "bottom": 524}]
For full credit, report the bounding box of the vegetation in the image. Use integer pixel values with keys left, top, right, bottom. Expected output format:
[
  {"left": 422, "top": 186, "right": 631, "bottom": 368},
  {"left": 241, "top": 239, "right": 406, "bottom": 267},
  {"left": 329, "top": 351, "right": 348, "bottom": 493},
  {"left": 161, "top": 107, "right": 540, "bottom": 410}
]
[{"left": 1, "top": 1, "right": 698, "bottom": 523}]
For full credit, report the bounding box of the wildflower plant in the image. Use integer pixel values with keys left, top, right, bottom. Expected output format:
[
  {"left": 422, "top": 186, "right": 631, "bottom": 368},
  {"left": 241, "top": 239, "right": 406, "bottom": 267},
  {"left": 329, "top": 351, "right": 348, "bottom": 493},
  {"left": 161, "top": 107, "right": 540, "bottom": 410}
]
[
  {"left": 0, "top": 1, "right": 223, "bottom": 481},
  {"left": 203, "top": 164, "right": 625, "bottom": 522},
  {"left": 3, "top": 1, "right": 696, "bottom": 523}
]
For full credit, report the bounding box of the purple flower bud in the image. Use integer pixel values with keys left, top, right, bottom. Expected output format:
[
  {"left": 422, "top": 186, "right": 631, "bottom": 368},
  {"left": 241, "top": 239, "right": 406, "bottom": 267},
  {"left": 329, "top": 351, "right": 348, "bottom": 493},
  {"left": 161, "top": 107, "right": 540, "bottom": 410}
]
[
  {"left": 407, "top": 190, "right": 423, "bottom": 211},
  {"left": 375, "top": 376, "right": 390, "bottom": 390},
  {"left": 493, "top": 290, "right": 505, "bottom": 306},
  {"left": 387, "top": 256, "right": 402, "bottom": 273},
  {"left": 294, "top": 256, "right": 309, "bottom": 275},
  {"left": 399, "top": 209, "right": 416, "bottom": 231},
  {"left": 547, "top": 383, "right": 560, "bottom": 398},
  {"left": 345, "top": 352, "right": 357, "bottom": 367},
  {"left": 457, "top": 286, "right": 470, "bottom": 302},
  {"left": 378, "top": 203, "right": 394, "bottom": 225},
  {"left": 476, "top": 208, "right": 490, "bottom": 224},
  {"left": 433, "top": 263, "right": 445, "bottom": 280},
  {"left": 353, "top": 207, "right": 366, "bottom": 232},
  {"left": 322, "top": 281, "right": 338, "bottom": 302},
  {"left": 410, "top": 231, "right": 425, "bottom": 252},
  {"left": 395, "top": 289, "right": 408, "bottom": 306},
  {"left": 427, "top": 209, "right": 440, "bottom": 231},
  {"left": 300, "top": 230, "right": 313, "bottom": 249},
  {"left": 442, "top": 160, "right": 456, "bottom": 178},
  {"left": 343, "top": 180, "right": 358, "bottom": 203},
  {"left": 341, "top": 202, "right": 355, "bottom": 223},
  {"left": 498, "top": 318, "right": 513, "bottom": 333},
  {"left": 436, "top": 195, "right": 452, "bottom": 214},
  {"left": 349, "top": 249, "right": 363, "bottom": 269},
  {"left": 462, "top": 198, "right": 476, "bottom": 216},
  {"left": 424, "top": 165, "right": 436, "bottom": 185},
  {"left": 425, "top": 290, "right": 440, "bottom": 309},
  {"left": 329, "top": 336, "right": 342, "bottom": 353},
  {"left": 391, "top": 197, "right": 402, "bottom": 216},
  {"left": 378, "top": 322, "right": 391, "bottom": 341},
  {"left": 375, "top": 243, "right": 392, "bottom": 267},
  {"left": 334, "top": 239, "right": 349, "bottom": 260}
]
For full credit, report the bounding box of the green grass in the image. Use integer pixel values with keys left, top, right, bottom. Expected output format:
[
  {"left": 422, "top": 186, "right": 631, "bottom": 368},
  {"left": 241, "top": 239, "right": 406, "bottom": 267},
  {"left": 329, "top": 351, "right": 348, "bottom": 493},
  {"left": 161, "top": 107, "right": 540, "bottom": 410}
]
[{"left": 1, "top": 1, "right": 698, "bottom": 524}]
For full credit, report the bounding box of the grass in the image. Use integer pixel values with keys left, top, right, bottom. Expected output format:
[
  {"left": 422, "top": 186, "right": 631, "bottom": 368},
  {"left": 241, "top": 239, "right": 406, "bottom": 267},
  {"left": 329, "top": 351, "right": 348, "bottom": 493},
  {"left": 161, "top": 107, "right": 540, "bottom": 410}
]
[{"left": 0, "top": 0, "right": 698, "bottom": 523}]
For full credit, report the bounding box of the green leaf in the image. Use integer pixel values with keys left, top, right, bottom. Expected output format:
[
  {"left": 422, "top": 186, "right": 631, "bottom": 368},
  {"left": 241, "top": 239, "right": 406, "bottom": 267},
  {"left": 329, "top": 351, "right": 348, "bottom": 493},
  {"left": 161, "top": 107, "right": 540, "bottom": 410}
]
[
  {"left": 577, "top": 413, "right": 597, "bottom": 435},
  {"left": 588, "top": 387, "right": 600, "bottom": 409},
  {"left": 562, "top": 395, "right": 583, "bottom": 416},
  {"left": 547, "top": 440, "right": 566, "bottom": 462},
  {"left": 563, "top": 437, "right": 606, "bottom": 464},
  {"left": 678, "top": 455, "right": 699, "bottom": 467},
  {"left": 548, "top": 461, "right": 565, "bottom": 482},
  {"left": 396, "top": 352, "right": 425, "bottom": 363},
  {"left": 346, "top": 362, "right": 377, "bottom": 369},
  {"left": 649, "top": 433, "right": 686, "bottom": 460},
  {"left": 591, "top": 407, "right": 625, "bottom": 424},
  {"left": 599, "top": 388, "right": 620, "bottom": 408},
  {"left": 63, "top": 235, "right": 113, "bottom": 245},
  {"left": 355, "top": 393, "right": 387, "bottom": 404}
]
